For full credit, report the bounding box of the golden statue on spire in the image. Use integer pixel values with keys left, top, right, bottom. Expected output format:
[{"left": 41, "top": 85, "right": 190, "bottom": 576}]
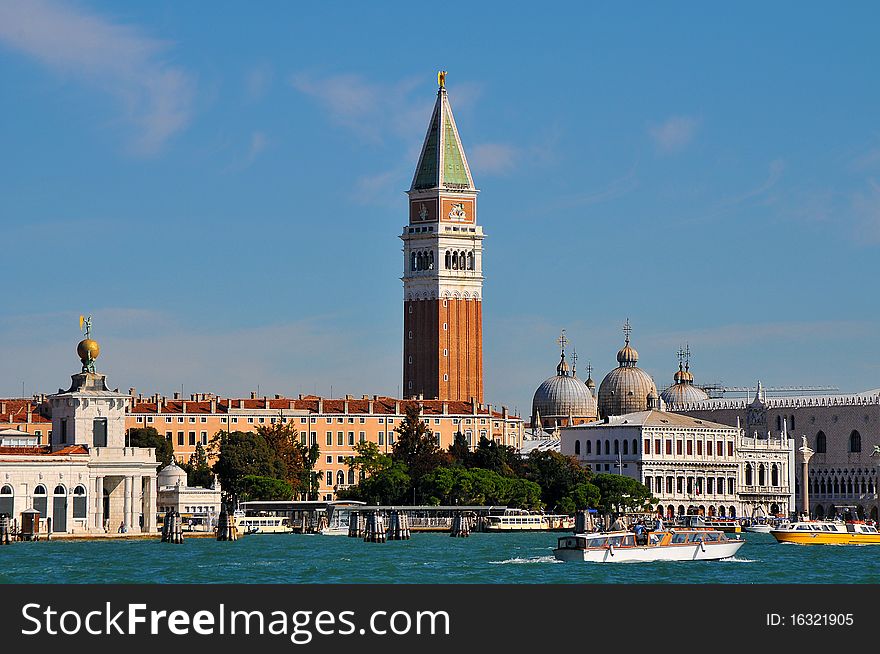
[
  {"left": 76, "top": 314, "right": 100, "bottom": 373},
  {"left": 438, "top": 70, "right": 447, "bottom": 89}
]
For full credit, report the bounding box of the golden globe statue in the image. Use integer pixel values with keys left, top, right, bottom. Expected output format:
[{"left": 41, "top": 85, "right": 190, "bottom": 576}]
[{"left": 77, "top": 338, "right": 100, "bottom": 365}]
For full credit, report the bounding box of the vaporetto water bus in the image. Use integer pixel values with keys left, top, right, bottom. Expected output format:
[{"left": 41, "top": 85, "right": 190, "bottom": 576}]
[
  {"left": 234, "top": 514, "right": 294, "bottom": 534},
  {"left": 553, "top": 528, "right": 744, "bottom": 562},
  {"left": 483, "top": 509, "right": 575, "bottom": 532},
  {"left": 770, "top": 520, "right": 880, "bottom": 545}
]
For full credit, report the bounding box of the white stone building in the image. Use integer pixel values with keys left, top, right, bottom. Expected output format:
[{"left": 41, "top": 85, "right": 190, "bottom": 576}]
[
  {"left": 670, "top": 382, "right": 880, "bottom": 521},
  {"left": 156, "top": 460, "right": 222, "bottom": 526},
  {"left": 560, "top": 409, "right": 794, "bottom": 519},
  {"left": 0, "top": 335, "right": 159, "bottom": 535}
]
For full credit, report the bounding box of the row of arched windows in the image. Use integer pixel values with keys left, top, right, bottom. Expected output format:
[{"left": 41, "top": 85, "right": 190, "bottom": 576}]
[
  {"left": 410, "top": 250, "right": 435, "bottom": 271},
  {"left": 808, "top": 475, "right": 875, "bottom": 497},
  {"left": 744, "top": 463, "right": 780, "bottom": 487},
  {"left": 656, "top": 504, "right": 738, "bottom": 519},
  {"left": 645, "top": 475, "right": 736, "bottom": 496},
  {"left": 0, "top": 484, "right": 88, "bottom": 519},
  {"left": 444, "top": 249, "right": 474, "bottom": 271},
  {"left": 776, "top": 415, "right": 796, "bottom": 431},
  {"left": 813, "top": 430, "right": 862, "bottom": 454}
]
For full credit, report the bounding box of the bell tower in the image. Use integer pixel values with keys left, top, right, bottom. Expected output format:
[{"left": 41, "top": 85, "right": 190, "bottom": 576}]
[{"left": 402, "top": 72, "right": 484, "bottom": 403}]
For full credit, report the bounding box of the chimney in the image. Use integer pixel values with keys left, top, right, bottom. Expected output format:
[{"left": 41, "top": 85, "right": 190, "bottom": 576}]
[
  {"left": 502, "top": 406, "right": 509, "bottom": 419},
  {"left": 345, "top": 394, "right": 353, "bottom": 400},
  {"left": 182, "top": 401, "right": 187, "bottom": 413},
  {"left": 250, "top": 391, "right": 257, "bottom": 400},
  {"left": 442, "top": 401, "right": 449, "bottom": 415},
  {"left": 318, "top": 398, "right": 324, "bottom": 413},
  {"left": 373, "top": 394, "right": 378, "bottom": 401},
  {"left": 129, "top": 387, "right": 136, "bottom": 397},
  {"left": 368, "top": 399, "right": 374, "bottom": 414},
  {"left": 288, "top": 400, "right": 295, "bottom": 410},
  {"left": 263, "top": 397, "right": 269, "bottom": 409},
  {"left": 210, "top": 398, "right": 217, "bottom": 413},
  {"left": 1, "top": 402, "right": 6, "bottom": 415},
  {"left": 394, "top": 400, "right": 400, "bottom": 415},
  {"left": 157, "top": 397, "right": 164, "bottom": 412},
  {"left": 343, "top": 399, "right": 350, "bottom": 414},
  {"left": 274, "top": 394, "right": 282, "bottom": 400},
  {"left": 137, "top": 393, "right": 143, "bottom": 402},
  {"left": 471, "top": 397, "right": 478, "bottom": 415},
  {"left": 298, "top": 394, "right": 304, "bottom": 400},
  {"left": 26, "top": 404, "right": 32, "bottom": 423},
  {"left": 362, "top": 395, "right": 369, "bottom": 400},
  {"left": 190, "top": 393, "right": 196, "bottom": 401},
  {"left": 173, "top": 392, "right": 180, "bottom": 400},
  {"left": 238, "top": 399, "right": 244, "bottom": 409}
]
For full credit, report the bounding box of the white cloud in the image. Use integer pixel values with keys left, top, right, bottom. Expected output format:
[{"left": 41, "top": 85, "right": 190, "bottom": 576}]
[
  {"left": 648, "top": 115, "right": 700, "bottom": 153},
  {"left": 0, "top": 0, "right": 195, "bottom": 154},
  {"left": 469, "top": 143, "right": 519, "bottom": 176}
]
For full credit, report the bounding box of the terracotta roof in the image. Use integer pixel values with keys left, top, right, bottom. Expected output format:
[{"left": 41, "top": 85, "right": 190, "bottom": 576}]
[
  {"left": 128, "top": 395, "right": 518, "bottom": 420},
  {"left": 582, "top": 410, "right": 737, "bottom": 431},
  {"left": 0, "top": 445, "right": 88, "bottom": 456},
  {"left": 0, "top": 399, "right": 51, "bottom": 424}
]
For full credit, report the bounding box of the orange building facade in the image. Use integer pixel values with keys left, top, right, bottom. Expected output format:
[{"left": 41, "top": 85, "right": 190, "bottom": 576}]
[{"left": 402, "top": 75, "right": 484, "bottom": 403}]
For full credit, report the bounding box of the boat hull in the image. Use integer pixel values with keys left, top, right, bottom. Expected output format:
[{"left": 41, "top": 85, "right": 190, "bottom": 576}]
[
  {"left": 744, "top": 525, "right": 773, "bottom": 534},
  {"left": 771, "top": 531, "right": 880, "bottom": 545},
  {"left": 554, "top": 540, "right": 744, "bottom": 562}
]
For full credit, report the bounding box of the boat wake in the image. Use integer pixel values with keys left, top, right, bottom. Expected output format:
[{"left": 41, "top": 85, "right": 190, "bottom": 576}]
[
  {"left": 720, "top": 556, "right": 756, "bottom": 563},
  {"left": 490, "top": 556, "right": 562, "bottom": 565}
]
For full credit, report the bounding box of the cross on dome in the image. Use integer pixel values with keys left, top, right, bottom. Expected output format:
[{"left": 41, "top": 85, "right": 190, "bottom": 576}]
[{"left": 623, "top": 318, "right": 632, "bottom": 343}]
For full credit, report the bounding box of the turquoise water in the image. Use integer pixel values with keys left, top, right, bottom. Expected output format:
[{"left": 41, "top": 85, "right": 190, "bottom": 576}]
[{"left": 2, "top": 532, "right": 879, "bottom": 583}]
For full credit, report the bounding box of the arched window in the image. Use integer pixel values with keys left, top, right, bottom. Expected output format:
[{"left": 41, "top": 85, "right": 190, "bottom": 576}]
[
  {"left": 428, "top": 251, "right": 434, "bottom": 269},
  {"left": 596, "top": 440, "right": 600, "bottom": 455},
  {"left": 445, "top": 251, "right": 451, "bottom": 269},
  {"left": 54, "top": 485, "right": 66, "bottom": 496},
  {"left": 776, "top": 415, "right": 782, "bottom": 431},
  {"left": 71, "top": 485, "right": 86, "bottom": 519},
  {"left": 745, "top": 463, "right": 753, "bottom": 486},
  {"left": 411, "top": 252, "right": 417, "bottom": 271},
  {"left": 348, "top": 469, "right": 355, "bottom": 485},
  {"left": 850, "top": 430, "right": 861, "bottom": 453},
  {"left": 790, "top": 415, "right": 795, "bottom": 431},
  {"left": 604, "top": 440, "right": 610, "bottom": 455},
  {"left": 622, "top": 439, "right": 628, "bottom": 455},
  {"left": 574, "top": 440, "right": 581, "bottom": 455},
  {"left": 466, "top": 251, "right": 474, "bottom": 270},
  {"left": 336, "top": 470, "right": 345, "bottom": 487},
  {"left": 758, "top": 464, "right": 765, "bottom": 486},
  {"left": 416, "top": 252, "right": 424, "bottom": 271},
  {"left": 0, "top": 484, "right": 13, "bottom": 516},
  {"left": 614, "top": 440, "right": 620, "bottom": 455},
  {"left": 816, "top": 431, "right": 826, "bottom": 453},
  {"left": 771, "top": 464, "right": 779, "bottom": 487},
  {"left": 459, "top": 252, "right": 466, "bottom": 269},
  {"left": 632, "top": 439, "right": 638, "bottom": 455},
  {"left": 451, "top": 251, "right": 458, "bottom": 270},
  {"left": 585, "top": 440, "right": 591, "bottom": 454},
  {"left": 33, "top": 484, "right": 48, "bottom": 518}
]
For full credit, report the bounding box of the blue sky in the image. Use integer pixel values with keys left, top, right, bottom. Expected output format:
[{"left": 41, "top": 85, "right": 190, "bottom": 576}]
[{"left": 1, "top": 1, "right": 879, "bottom": 415}]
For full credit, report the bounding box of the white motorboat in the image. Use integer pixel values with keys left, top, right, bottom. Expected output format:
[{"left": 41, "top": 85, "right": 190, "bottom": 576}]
[
  {"left": 553, "top": 528, "right": 744, "bottom": 562},
  {"left": 744, "top": 523, "right": 773, "bottom": 534}
]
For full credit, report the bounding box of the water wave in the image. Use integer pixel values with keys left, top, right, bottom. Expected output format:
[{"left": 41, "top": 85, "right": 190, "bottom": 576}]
[
  {"left": 720, "top": 556, "right": 756, "bottom": 563},
  {"left": 490, "top": 556, "right": 562, "bottom": 565}
]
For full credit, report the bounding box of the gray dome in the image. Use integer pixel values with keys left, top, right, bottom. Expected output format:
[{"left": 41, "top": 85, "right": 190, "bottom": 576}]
[
  {"left": 532, "top": 352, "right": 598, "bottom": 426},
  {"left": 661, "top": 382, "right": 709, "bottom": 406},
  {"left": 598, "top": 327, "right": 657, "bottom": 417},
  {"left": 158, "top": 460, "right": 188, "bottom": 488}
]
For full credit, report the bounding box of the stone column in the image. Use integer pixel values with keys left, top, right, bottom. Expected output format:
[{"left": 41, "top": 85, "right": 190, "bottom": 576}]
[
  {"left": 123, "top": 476, "right": 132, "bottom": 532},
  {"left": 145, "top": 475, "right": 157, "bottom": 533},
  {"left": 133, "top": 475, "right": 143, "bottom": 532},
  {"left": 94, "top": 476, "right": 104, "bottom": 531},
  {"left": 798, "top": 437, "right": 814, "bottom": 518}
]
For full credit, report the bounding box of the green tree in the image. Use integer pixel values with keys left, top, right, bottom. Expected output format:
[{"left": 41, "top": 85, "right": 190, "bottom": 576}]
[
  {"left": 345, "top": 441, "right": 393, "bottom": 476},
  {"left": 592, "top": 474, "right": 656, "bottom": 513},
  {"left": 238, "top": 475, "right": 293, "bottom": 502},
  {"left": 256, "top": 419, "right": 321, "bottom": 499},
  {"left": 523, "top": 450, "right": 593, "bottom": 511},
  {"left": 338, "top": 462, "right": 412, "bottom": 505},
  {"left": 392, "top": 404, "right": 447, "bottom": 499},
  {"left": 183, "top": 442, "right": 214, "bottom": 488},
  {"left": 447, "top": 432, "right": 473, "bottom": 467},
  {"left": 127, "top": 426, "right": 174, "bottom": 467},
  {"left": 211, "top": 430, "right": 286, "bottom": 504},
  {"left": 472, "top": 435, "right": 522, "bottom": 476}
]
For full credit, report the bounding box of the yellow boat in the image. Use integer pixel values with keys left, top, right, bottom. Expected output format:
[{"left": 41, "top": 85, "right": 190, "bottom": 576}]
[{"left": 771, "top": 520, "right": 880, "bottom": 545}]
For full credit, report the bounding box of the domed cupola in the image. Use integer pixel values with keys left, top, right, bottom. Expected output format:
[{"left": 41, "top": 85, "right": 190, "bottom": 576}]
[
  {"left": 531, "top": 332, "right": 598, "bottom": 428},
  {"left": 597, "top": 320, "right": 658, "bottom": 418},
  {"left": 660, "top": 345, "right": 710, "bottom": 407},
  {"left": 158, "top": 460, "right": 188, "bottom": 488}
]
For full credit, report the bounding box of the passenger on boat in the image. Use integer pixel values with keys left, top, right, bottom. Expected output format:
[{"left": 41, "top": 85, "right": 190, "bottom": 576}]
[
  {"left": 634, "top": 520, "right": 648, "bottom": 545},
  {"left": 610, "top": 515, "right": 627, "bottom": 531},
  {"left": 654, "top": 516, "right": 664, "bottom": 531}
]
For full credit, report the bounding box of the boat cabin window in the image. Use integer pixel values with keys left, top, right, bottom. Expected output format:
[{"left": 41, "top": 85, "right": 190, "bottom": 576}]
[
  {"left": 671, "top": 533, "right": 689, "bottom": 544},
  {"left": 608, "top": 536, "right": 625, "bottom": 547},
  {"left": 687, "top": 533, "right": 704, "bottom": 543},
  {"left": 620, "top": 535, "right": 634, "bottom": 547},
  {"left": 703, "top": 532, "right": 721, "bottom": 542}
]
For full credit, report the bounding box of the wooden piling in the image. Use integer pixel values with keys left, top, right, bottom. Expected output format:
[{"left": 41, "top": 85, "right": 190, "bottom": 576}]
[
  {"left": 450, "top": 511, "right": 471, "bottom": 537},
  {"left": 0, "top": 513, "right": 11, "bottom": 545},
  {"left": 161, "top": 510, "right": 184, "bottom": 544},
  {"left": 216, "top": 508, "right": 238, "bottom": 541},
  {"left": 575, "top": 510, "right": 589, "bottom": 533},
  {"left": 363, "top": 511, "right": 387, "bottom": 543},
  {"left": 387, "top": 509, "right": 411, "bottom": 540},
  {"left": 348, "top": 511, "right": 363, "bottom": 538}
]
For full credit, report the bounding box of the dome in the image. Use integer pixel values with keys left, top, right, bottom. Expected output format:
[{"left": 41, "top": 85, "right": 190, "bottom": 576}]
[
  {"left": 158, "top": 461, "right": 188, "bottom": 488},
  {"left": 532, "top": 352, "right": 598, "bottom": 427},
  {"left": 598, "top": 366, "right": 658, "bottom": 417},
  {"left": 598, "top": 322, "right": 658, "bottom": 417},
  {"left": 661, "top": 382, "right": 709, "bottom": 406}
]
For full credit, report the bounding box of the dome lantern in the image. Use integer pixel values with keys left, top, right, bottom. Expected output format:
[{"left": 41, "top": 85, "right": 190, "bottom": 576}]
[{"left": 598, "top": 320, "right": 658, "bottom": 418}]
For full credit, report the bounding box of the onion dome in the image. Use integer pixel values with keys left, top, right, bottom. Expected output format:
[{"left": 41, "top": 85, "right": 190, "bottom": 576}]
[
  {"left": 584, "top": 362, "right": 596, "bottom": 394},
  {"left": 598, "top": 320, "right": 658, "bottom": 418},
  {"left": 158, "top": 460, "right": 188, "bottom": 488},
  {"left": 532, "top": 350, "right": 598, "bottom": 428},
  {"left": 660, "top": 347, "right": 709, "bottom": 406}
]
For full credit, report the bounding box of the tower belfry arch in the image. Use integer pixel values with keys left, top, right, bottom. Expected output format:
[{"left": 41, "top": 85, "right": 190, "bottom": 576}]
[{"left": 401, "top": 72, "right": 484, "bottom": 402}]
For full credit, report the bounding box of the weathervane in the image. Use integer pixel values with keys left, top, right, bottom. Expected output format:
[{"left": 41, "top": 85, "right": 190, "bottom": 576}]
[{"left": 685, "top": 343, "right": 692, "bottom": 370}]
